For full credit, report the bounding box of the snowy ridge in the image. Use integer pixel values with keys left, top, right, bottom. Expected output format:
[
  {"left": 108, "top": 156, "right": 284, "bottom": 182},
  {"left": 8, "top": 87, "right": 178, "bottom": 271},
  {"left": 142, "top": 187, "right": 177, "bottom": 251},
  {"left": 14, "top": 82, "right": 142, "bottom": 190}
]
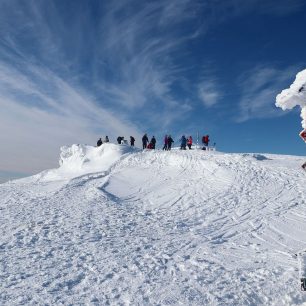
[{"left": 1, "top": 144, "right": 306, "bottom": 305}]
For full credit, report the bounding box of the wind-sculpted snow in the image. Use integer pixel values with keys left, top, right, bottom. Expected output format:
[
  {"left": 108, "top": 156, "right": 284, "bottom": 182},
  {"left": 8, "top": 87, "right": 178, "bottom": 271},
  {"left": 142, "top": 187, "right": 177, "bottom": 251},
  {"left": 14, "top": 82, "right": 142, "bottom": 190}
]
[
  {"left": 37, "top": 143, "right": 140, "bottom": 182},
  {"left": 0, "top": 145, "right": 306, "bottom": 305}
]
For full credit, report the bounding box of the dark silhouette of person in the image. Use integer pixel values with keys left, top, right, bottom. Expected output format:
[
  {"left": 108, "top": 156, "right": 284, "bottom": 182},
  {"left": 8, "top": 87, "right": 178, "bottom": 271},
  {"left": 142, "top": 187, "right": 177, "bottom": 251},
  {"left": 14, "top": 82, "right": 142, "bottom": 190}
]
[
  {"left": 117, "top": 136, "right": 123, "bottom": 144},
  {"left": 142, "top": 134, "right": 149, "bottom": 149},
  {"left": 130, "top": 136, "right": 135, "bottom": 146},
  {"left": 163, "top": 135, "right": 168, "bottom": 150},
  {"left": 151, "top": 136, "right": 156, "bottom": 149},
  {"left": 167, "top": 135, "right": 174, "bottom": 150},
  {"left": 97, "top": 138, "right": 102, "bottom": 147}
]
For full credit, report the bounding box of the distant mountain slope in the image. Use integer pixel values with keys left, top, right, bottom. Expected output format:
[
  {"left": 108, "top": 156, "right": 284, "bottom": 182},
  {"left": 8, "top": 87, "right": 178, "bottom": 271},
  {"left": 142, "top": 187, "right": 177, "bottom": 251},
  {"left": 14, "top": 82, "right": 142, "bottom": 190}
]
[{"left": 0, "top": 144, "right": 306, "bottom": 305}]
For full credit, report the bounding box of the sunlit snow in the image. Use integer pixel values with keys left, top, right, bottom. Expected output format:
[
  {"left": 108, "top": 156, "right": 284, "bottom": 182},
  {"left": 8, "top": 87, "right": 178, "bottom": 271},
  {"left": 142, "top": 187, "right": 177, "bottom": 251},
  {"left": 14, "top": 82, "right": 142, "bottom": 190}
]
[{"left": 1, "top": 143, "right": 306, "bottom": 305}]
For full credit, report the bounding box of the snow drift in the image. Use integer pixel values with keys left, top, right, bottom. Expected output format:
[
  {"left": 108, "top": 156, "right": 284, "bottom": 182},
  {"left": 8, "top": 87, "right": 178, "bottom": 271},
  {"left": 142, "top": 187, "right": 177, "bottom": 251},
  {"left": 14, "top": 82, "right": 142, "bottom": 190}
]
[
  {"left": 1, "top": 144, "right": 306, "bottom": 305},
  {"left": 39, "top": 143, "right": 139, "bottom": 181},
  {"left": 276, "top": 68, "right": 306, "bottom": 128}
]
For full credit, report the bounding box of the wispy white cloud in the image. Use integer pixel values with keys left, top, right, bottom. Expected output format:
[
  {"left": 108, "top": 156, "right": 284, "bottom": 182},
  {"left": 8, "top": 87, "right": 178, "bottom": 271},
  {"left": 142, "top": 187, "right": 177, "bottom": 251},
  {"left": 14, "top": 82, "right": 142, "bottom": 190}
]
[
  {"left": 236, "top": 66, "right": 299, "bottom": 122},
  {"left": 198, "top": 80, "right": 221, "bottom": 108},
  {"left": 0, "top": 61, "right": 142, "bottom": 173},
  {"left": 0, "top": 0, "right": 304, "bottom": 175}
]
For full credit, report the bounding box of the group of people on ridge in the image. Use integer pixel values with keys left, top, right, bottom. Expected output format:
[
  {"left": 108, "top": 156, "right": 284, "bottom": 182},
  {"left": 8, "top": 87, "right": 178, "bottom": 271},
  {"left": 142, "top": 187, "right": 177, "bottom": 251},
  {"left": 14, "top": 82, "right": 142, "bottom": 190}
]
[
  {"left": 96, "top": 133, "right": 212, "bottom": 150},
  {"left": 142, "top": 134, "right": 156, "bottom": 149},
  {"left": 162, "top": 135, "right": 174, "bottom": 150}
]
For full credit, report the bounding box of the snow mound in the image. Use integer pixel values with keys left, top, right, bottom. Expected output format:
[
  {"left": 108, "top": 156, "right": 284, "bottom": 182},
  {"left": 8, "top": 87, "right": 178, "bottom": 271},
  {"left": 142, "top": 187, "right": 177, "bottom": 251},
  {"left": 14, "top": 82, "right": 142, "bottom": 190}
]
[
  {"left": 41, "top": 143, "right": 139, "bottom": 181},
  {"left": 1, "top": 149, "right": 306, "bottom": 305},
  {"left": 276, "top": 69, "right": 306, "bottom": 128},
  {"left": 243, "top": 153, "right": 270, "bottom": 161}
]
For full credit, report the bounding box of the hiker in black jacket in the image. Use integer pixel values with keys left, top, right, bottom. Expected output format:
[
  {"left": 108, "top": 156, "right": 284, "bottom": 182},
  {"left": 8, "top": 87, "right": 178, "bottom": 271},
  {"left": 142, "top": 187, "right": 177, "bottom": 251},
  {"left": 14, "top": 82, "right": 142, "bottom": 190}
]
[
  {"left": 142, "top": 134, "right": 149, "bottom": 149},
  {"left": 97, "top": 138, "right": 102, "bottom": 147},
  {"left": 151, "top": 136, "right": 156, "bottom": 149},
  {"left": 130, "top": 136, "right": 135, "bottom": 146}
]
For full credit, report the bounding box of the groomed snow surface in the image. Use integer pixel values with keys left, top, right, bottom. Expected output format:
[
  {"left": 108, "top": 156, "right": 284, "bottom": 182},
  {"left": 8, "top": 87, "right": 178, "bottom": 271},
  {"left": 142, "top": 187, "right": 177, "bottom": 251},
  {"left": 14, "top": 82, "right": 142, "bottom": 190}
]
[{"left": 1, "top": 143, "right": 306, "bottom": 305}]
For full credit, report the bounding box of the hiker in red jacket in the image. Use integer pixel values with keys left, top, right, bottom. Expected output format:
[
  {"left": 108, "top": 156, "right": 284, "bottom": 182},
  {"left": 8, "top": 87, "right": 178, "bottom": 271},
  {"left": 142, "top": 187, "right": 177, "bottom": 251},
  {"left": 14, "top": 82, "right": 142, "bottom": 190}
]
[
  {"left": 202, "top": 135, "right": 209, "bottom": 150},
  {"left": 187, "top": 136, "right": 193, "bottom": 149}
]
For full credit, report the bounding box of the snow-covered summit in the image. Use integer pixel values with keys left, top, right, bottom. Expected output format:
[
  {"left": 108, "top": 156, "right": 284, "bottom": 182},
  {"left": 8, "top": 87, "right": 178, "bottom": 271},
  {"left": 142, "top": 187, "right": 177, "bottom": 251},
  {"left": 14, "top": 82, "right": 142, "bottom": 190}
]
[{"left": 1, "top": 144, "right": 306, "bottom": 305}]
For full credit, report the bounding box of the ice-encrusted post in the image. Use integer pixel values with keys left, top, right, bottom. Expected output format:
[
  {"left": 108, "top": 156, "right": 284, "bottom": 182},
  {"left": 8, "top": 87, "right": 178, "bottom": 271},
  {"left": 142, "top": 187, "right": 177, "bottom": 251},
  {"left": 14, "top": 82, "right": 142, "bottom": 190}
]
[{"left": 275, "top": 69, "right": 306, "bottom": 129}]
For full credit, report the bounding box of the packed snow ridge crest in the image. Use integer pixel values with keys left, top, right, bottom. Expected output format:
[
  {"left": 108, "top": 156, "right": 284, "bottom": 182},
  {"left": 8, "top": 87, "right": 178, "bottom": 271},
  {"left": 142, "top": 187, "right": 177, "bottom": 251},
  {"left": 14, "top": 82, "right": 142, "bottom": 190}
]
[{"left": 36, "top": 143, "right": 276, "bottom": 183}]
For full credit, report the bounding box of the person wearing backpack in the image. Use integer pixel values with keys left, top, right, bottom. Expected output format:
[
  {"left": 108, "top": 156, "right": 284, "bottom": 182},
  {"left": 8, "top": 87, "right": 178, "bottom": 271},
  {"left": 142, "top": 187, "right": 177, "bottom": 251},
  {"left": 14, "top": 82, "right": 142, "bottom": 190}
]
[{"left": 130, "top": 136, "right": 135, "bottom": 146}]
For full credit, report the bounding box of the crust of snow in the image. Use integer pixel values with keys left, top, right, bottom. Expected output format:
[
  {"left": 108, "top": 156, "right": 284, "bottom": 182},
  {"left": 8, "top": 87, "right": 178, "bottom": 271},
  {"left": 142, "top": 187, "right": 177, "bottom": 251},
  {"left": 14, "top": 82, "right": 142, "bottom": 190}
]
[{"left": 1, "top": 144, "right": 306, "bottom": 305}]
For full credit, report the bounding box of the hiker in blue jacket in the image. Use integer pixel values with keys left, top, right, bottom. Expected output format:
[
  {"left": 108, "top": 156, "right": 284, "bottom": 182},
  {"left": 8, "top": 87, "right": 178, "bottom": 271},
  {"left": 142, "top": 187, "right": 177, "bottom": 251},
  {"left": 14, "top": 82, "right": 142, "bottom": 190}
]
[{"left": 180, "top": 135, "right": 187, "bottom": 150}]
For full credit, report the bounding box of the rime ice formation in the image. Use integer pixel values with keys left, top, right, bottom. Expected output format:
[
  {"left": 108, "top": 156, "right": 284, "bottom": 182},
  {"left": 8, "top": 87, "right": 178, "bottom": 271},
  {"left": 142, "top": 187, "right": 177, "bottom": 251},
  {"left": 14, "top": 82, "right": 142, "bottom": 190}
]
[{"left": 276, "top": 69, "right": 306, "bottom": 128}]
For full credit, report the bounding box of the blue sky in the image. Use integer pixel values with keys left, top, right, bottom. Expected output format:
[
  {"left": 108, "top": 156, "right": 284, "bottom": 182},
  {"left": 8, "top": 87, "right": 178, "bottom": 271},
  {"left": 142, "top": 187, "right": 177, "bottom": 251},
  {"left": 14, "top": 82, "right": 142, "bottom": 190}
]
[{"left": 0, "top": 0, "right": 306, "bottom": 180}]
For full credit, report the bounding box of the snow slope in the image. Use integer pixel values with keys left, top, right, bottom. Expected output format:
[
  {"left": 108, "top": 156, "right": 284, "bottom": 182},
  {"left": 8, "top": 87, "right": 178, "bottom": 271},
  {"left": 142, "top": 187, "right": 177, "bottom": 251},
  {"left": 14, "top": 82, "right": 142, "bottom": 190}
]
[{"left": 1, "top": 143, "right": 306, "bottom": 305}]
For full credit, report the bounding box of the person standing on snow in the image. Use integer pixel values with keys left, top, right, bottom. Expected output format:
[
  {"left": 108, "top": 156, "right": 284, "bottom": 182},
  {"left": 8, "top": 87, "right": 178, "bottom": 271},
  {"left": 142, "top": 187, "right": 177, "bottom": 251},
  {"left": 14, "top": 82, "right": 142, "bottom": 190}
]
[
  {"left": 202, "top": 135, "right": 209, "bottom": 149},
  {"left": 105, "top": 136, "right": 109, "bottom": 143},
  {"left": 151, "top": 136, "right": 156, "bottom": 149},
  {"left": 97, "top": 138, "right": 102, "bottom": 147},
  {"left": 130, "top": 136, "right": 135, "bottom": 146},
  {"left": 167, "top": 135, "right": 174, "bottom": 150},
  {"left": 300, "top": 129, "right": 306, "bottom": 170},
  {"left": 142, "top": 134, "right": 149, "bottom": 149},
  {"left": 180, "top": 135, "right": 187, "bottom": 150},
  {"left": 163, "top": 135, "right": 168, "bottom": 150},
  {"left": 187, "top": 136, "right": 193, "bottom": 149},
  {"left": 117, "top": 136, "right": 122, "bottom": 144}
]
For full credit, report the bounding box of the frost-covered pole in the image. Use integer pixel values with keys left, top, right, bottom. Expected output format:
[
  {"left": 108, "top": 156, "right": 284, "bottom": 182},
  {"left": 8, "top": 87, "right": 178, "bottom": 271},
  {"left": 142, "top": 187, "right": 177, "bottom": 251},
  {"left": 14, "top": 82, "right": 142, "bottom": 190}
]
[
  {"left": 276, "top": 68, "right": 306, "bottom": 169},
  {"left": 276, "top": 69, "right": 306, "bottom": 130}
]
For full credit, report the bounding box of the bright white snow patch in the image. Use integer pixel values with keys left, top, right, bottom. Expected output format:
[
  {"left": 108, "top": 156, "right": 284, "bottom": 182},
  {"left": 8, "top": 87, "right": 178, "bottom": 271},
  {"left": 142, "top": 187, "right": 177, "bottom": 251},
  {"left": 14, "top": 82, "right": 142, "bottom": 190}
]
[
  {"left": 1, "top": 144, "right": 306, "bottom": 305},
  {"left": 276, "top": 68, "right": 306, "bottom": 128},
  {"left": 39, "top": 143, "right": 139, "bottom": 181}
]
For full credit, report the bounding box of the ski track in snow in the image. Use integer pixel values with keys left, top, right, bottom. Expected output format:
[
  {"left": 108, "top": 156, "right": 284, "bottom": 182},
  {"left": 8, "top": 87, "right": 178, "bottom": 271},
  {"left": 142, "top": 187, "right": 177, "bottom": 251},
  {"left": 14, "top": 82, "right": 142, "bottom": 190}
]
[{"left": 0, "top": 147, "right": 306, "bottom": 305}]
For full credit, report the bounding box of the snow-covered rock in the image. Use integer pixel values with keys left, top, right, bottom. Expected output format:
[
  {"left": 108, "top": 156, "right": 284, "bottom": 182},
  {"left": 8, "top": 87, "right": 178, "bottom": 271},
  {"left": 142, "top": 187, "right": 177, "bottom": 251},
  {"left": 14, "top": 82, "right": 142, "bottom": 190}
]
[{"left": 0, "top": 144, "right": 306, "bottom": 305}]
